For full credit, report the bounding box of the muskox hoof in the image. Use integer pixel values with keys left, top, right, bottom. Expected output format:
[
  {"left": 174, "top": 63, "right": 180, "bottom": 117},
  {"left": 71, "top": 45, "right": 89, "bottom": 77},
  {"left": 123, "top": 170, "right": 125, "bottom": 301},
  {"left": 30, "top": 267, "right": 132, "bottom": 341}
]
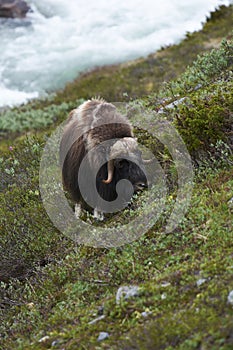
[
  {"left": 74, "top": 203, "right": 81, "bottom": 219},
  {"left": 93, "top": 208, "right": 104, "bottom": 221}
]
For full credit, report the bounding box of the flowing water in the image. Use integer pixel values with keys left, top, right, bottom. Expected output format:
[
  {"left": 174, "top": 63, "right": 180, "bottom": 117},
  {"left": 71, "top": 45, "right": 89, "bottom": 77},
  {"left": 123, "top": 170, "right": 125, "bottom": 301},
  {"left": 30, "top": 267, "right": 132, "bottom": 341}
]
[{"left": 0, "top": 0, "right": 231, "bottom": 106}]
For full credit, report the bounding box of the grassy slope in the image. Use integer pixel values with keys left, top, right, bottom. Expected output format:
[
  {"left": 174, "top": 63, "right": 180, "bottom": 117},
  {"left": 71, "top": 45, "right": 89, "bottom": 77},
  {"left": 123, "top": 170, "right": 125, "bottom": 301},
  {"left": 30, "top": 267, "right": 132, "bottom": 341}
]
[{"left": 0, "top": 5, "right": 233, "bottom": 350}]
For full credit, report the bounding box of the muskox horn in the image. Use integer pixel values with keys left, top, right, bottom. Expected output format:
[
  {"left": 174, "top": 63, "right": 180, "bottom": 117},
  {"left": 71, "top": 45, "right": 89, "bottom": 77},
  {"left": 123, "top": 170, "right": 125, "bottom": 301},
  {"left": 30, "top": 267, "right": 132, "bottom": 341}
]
[{"left": 102, "top": 159, "right": 114, "bottom": 184}]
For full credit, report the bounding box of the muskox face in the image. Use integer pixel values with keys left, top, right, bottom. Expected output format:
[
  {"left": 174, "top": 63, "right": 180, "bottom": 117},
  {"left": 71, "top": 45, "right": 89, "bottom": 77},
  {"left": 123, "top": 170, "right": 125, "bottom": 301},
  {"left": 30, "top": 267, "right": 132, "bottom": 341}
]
[{"left": 96, "top": 137, "right": 148, "bottom": 206}]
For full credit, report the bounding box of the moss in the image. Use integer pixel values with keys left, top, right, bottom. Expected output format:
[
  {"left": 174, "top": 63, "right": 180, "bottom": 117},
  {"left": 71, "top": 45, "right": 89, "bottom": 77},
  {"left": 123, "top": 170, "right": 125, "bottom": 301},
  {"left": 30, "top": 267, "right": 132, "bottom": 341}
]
[
  {"left": 0, "top": 99, "right": 85, "bottom": 137},
  {"left": 0, "top": 137, "right": 73, "bottom": 282},
  {"left": 0, "top": 168, "right": 232, "bottom": 349},
  {"left": 175, "top": 82, "right": 233, "bottom": 155},
  {"left": 143, "top": 37, "right": 233, "bottom": 159}
]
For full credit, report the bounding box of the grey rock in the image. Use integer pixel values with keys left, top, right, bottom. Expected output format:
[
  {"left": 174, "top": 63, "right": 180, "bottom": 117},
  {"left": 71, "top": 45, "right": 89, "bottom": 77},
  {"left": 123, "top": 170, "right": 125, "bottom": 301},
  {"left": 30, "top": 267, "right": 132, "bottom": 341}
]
[
  {"left": 141, "top": 310, "right": 152, "bottom": 317},
  {"left": 97, "top": 332, "right": 109, "bottom": 341},
  {"left": 116, "top": 285, "right": 140, "bottom": 304},
  {"left": 228, "top": 197, "right": 233, "bottom": 208},
  {"left": 0, "top": 0, "right": 30, "bottom": 18},
  {"left": 38, "top": 335, "right": 50, "bottom": 343},
  {"left": 196, "top": 278, "right": 207, "bottom": 287},
  {"left": 51, "top": 340, "right": 59, "bottom": 347},
  {"left": 161, "top": 292, "right": 167, "bottom": 300},
  {"left": 161, "top": 281, "right": 171, "bottom": 288},
  {"left": 194, "top": 83, "right": 203, "bottom": 91},
  {"left": 227, "top": 290, "right": 233, "bottom": 305}
]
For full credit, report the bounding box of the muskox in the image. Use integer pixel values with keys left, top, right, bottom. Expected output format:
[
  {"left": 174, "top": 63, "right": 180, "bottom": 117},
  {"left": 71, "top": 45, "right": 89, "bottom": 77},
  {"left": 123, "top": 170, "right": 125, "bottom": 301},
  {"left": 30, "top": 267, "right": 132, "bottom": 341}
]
[{"left": 60, "top": 98, "right": 148, "bottom": 219}]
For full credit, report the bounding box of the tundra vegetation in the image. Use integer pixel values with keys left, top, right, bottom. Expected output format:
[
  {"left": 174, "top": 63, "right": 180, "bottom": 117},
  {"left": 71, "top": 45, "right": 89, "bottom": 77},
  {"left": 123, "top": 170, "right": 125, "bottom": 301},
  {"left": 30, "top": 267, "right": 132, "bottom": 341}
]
[{"left": 0, "top": 5, "right": 233, "bottom": 350}]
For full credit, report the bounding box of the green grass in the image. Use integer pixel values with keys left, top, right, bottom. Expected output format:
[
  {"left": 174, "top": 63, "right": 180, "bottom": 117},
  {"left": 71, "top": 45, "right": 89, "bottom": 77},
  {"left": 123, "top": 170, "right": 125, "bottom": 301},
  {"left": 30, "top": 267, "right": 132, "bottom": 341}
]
[
  {"left": 0, "top": 4, "right": 233, "bottom": 350},
  {"left": 1, "top": 168, "right": 232, "bottom": 349}
]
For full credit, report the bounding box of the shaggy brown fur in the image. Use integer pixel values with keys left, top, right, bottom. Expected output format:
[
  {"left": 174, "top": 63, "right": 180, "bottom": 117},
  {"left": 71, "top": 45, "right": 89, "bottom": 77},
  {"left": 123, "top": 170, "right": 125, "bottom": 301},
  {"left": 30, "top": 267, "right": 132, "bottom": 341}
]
[{"left": 60, "top": 99, "right": 147, "bottom": 214}]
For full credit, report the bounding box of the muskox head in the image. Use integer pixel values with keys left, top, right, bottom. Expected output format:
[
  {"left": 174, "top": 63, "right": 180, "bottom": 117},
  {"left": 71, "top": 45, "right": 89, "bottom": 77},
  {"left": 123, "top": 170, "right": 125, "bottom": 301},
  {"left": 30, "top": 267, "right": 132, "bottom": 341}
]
[{"left": 94, "top": 137, "right": 148, "bottom": 211}]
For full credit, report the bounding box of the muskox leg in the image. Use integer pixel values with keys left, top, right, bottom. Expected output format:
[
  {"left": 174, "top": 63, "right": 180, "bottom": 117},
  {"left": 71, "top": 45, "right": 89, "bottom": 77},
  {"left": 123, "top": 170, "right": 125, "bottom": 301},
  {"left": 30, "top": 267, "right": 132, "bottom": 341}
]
[
  {"left": 74, "top": 203, "right": 82, "bottom": 219},
  {"left": 93, "top": 208, "right": 104, "bottom": 221},
  {"left": 74, "top": 204, "right": 104, "bottom": 221}
]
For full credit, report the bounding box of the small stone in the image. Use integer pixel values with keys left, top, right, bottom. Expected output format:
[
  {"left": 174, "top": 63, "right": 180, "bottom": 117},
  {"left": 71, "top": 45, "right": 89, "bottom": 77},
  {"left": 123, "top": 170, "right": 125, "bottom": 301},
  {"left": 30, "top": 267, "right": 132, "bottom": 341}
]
[
  {"left": 116, "top": 285, "right": 140, "bottom": 304},
  {"left": 194, "top": 83, "right": 202, "bottom": 91},
  {"left": 161, "top": 281, "right": 171, "bottom": 288},
  {"left": 141, "top": 311, "right": 152, "bottom": 318},
  {"left": 227, "top": 290, "right": 233, "bottom": 305},
  {"left": 161, "top": 293, "right": 167, "bottom": 300},
  {"left": 38, "top": 335, "right": 50, "bottom": 343},
  {"left": 196, "top": 278, "right": 207, "bottom": 287},
  {"left": 228, "top": 197, "right": 233, "bottom": 208},
  {"left": 51, "top": 340, "right": 59, "bottom": 347},
  {"left": 97, "top": 332, "right": 109, "bottom": 341}
]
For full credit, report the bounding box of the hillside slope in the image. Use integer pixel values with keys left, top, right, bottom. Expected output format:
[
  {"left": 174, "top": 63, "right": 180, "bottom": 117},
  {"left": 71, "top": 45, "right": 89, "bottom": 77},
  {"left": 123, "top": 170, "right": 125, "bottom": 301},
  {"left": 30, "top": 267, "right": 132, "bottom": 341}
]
[{"left": 0, "top": 5, "right": 233, "bottom": 350}]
